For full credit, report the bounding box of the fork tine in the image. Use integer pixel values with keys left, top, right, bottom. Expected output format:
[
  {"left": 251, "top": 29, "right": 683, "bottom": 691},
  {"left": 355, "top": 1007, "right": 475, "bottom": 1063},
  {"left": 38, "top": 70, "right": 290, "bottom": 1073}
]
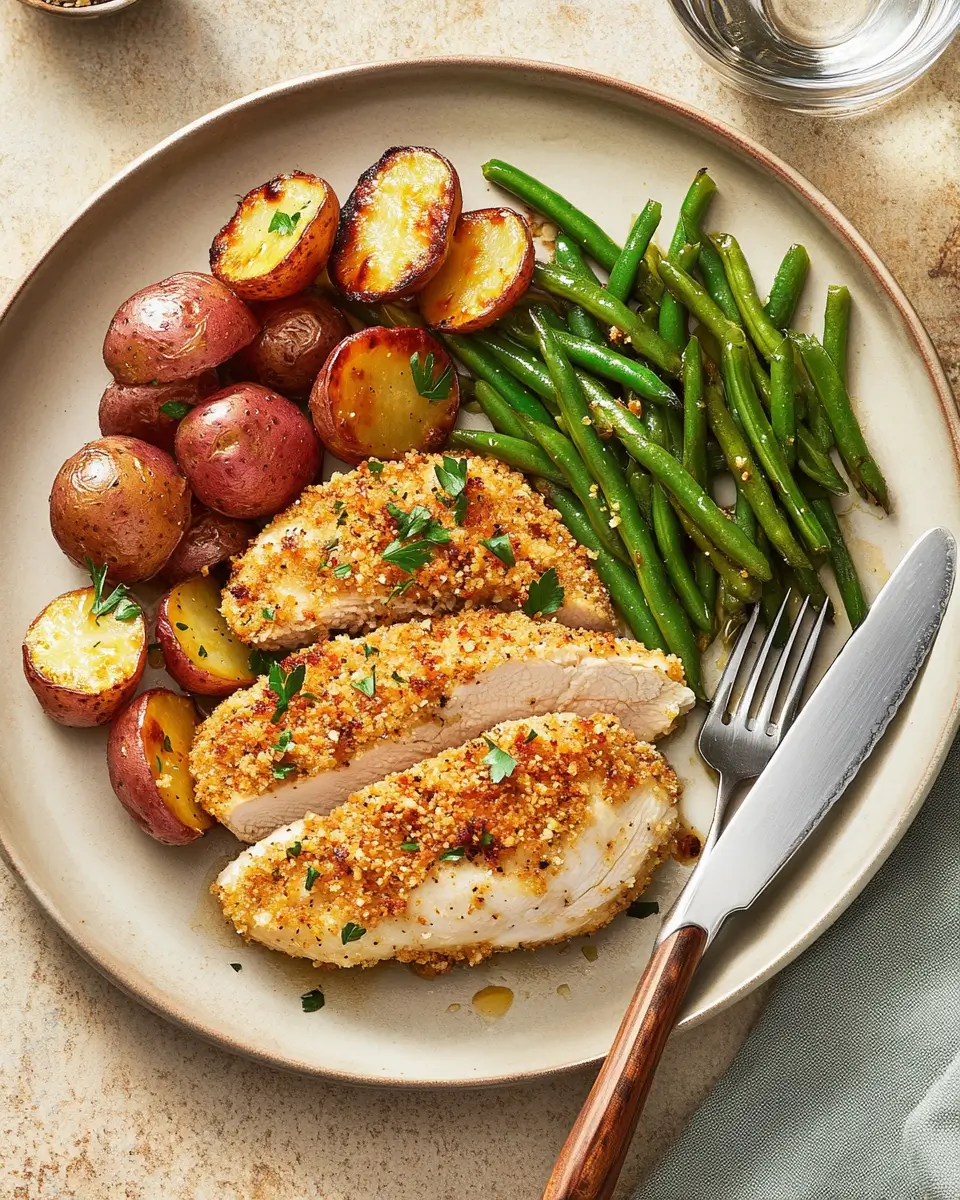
[
  {"left": 774, "top": 597, "right": 832, "bottom": 731},
  {"left": 754, "top": 593, "right": 810, "bottom": 731},
  {"left": 734, "top": 589, "right": 793, "bottom": 723},
  {"left": 709, "top": 604, "right": 760, "bottom": 715}
]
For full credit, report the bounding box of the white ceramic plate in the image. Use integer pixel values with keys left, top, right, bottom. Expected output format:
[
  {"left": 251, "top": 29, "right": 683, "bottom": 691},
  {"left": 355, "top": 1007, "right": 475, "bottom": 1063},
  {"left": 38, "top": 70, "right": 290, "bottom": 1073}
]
[{"left": 1, "top": 60, "right": 958, "bottom": 1087}]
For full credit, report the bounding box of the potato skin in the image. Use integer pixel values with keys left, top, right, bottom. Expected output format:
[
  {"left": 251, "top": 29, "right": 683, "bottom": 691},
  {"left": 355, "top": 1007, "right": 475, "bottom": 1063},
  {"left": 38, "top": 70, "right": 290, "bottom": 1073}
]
[
  {"left": 330, "top": 146, "right": 462, "bottom": 302},
  {"left": 49, "top": 436, "right": 192, "bottom": 583},
  {"left": 155, "top": 576, "right": 257, "bottom": 697},
  {"left": 174, "top": 383, "right": 322, "bottom": 518},
  {"left": 98, "top": 371, "right": 220, "bottom": 453},
  {"left": 107, "top": 689, "right": 209, "bottom": 845},
  {"left": 103, "top": 272, "right": 259, "bottom": 385},
  {"left": 22, "top": 588, "right": 146, "bottom": 727},
  {"left": 234, "top": 292, "right": 350, "bottom": 398},
  {"left": 160, "top": 508, "right": 256, "bottom": 584}
]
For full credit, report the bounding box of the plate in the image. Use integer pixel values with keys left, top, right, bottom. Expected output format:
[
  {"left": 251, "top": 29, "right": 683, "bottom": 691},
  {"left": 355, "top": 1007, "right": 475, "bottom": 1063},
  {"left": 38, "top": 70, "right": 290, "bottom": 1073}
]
[{"left": 1, "top": 59, "right": 958, "bottom": 1087}]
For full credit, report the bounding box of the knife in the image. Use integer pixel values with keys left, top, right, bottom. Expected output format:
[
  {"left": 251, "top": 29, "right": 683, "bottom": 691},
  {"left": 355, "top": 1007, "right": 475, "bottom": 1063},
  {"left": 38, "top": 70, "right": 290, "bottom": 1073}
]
[{"left": 542, "top": 527, "right": 956, "bottom": 1200}]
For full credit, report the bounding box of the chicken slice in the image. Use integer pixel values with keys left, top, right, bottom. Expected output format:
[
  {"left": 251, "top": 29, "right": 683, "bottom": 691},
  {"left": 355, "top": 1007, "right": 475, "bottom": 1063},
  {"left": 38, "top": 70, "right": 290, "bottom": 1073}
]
[
  {"left": 221, "top": 452, "right": 614, "bottom": 650},
  {"left": 215, "top": 712, "right": 680, "bottom": 970},
  {"left": 190, "top": 609, "right": 694, "bottom": 842}
]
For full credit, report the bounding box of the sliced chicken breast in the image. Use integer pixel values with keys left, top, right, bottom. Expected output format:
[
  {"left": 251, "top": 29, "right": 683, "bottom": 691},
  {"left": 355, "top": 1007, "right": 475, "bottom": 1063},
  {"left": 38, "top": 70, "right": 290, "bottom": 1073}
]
[
  {"left": 215, "top": 712, "right": 680, "bottom": 970},
  {"left": 221, "top": 452, "right": 614, "bottom": 650},
  {"left": 190, "top": 610, "right": 694, "bottom": 841}
]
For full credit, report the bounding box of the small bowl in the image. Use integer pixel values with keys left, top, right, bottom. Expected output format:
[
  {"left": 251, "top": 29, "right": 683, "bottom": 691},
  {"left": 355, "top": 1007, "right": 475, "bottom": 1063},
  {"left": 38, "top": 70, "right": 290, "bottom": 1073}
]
[{"left": 15, "top": 0, "right": 141, "bottom": 17}]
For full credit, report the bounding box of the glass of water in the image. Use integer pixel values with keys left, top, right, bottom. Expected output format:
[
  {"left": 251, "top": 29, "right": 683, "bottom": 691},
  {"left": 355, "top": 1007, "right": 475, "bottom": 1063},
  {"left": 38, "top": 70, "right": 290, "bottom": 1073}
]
[{"left": 668, "top": 0, "right": 960, "bottom": 113}]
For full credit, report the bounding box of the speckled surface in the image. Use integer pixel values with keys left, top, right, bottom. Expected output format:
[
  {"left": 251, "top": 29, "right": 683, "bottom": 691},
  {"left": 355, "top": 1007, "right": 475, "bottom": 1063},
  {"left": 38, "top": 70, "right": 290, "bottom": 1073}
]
[{"left": 1, "top": 3, "right": 958, "bottom": 1197}]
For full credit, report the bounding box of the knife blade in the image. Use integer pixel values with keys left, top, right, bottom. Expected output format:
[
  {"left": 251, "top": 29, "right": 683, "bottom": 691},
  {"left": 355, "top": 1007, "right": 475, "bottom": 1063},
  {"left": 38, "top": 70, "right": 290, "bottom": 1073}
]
[{"left": 659, "top": 525, "right": 956, "bottom": 947}]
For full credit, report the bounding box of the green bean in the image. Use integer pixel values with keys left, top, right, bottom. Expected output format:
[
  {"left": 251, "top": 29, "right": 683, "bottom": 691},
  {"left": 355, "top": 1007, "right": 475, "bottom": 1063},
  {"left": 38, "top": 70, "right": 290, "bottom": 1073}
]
[
  {"left": 823, "top": 285, "right": 851, "bottom": 386},
  {"left": 607, "top": 201, "right": 662, "bottom": 303},
  {"left": 796, "top": 424, "right": 848, "bottom": 495},
  {"left": 682, "top": 337, "right": 708, "bottom": 486},
  {"left": 534, "top": 481, "right": 664, "bottom": 648},
  {"left": 473, "top": 380, "right": 531, "bottom": 442},
  {"left": 703, "top": 380, "right": 813, "bottom": 572},
  {"left": 440, "top": 334, "right": 554, "bottom": 425},
  {"left": 763, "top": 244, "right": 810, "bottom": 330},
  {"left": 770, "top": 342, "right": 797, "bottom": 467},
  {"left": 721, "top": 340, "right": 830, "bottom": 555},
  {"left": 533, "top": 263, "right": 683, "bottom": 376},
  {"left": 670, "top": 500, "right": 761, "bottom": 603},
  {"left": 660, "top": 242, "right": 699, "bottom": 352},
  {"left": 588, "top": 389, "right": 772, "bottom": 580},
  {"left": 710, "top": 233, "right": 786, "bottom": 360},
  {"left": 657, "top": 258, "right": 742, "bottom": 347},
  {"left": 447, "top": 428, "right": 568, "bottom": 487},
  {"left": 793, "top": 334, "right": 889, "bottom": 510},
  {"left": 643, "top": 243, "right": 666, "bottom": 302},
  {"left": 696, "top": 553, "right": 718, "bottom": 622},
  {"left": 757, "top": 529, "right": 787, "bottom": 643},
  {"left": 554, "top": 232, "right": 604, "bottom": 343},
  {"left": 707, "top": 440, "right": 727, "bottom": 477},
  {"left": 810, "top": 494, "right": 867, "bottom": 628},
  {"left": 626, "top": 461, "right": 654, "bottom": 526},
  {"left": 790, "top": 563, "right": 829, "bottom": 609},
  {"left": 476, "top": 332, "right": 558, "bottom": 406},
  {"left": 733, "top": 472, "right": 757, "bottom": 542},
  {"left": 659, "top": 170, "right": 717, "bottom": 351}
]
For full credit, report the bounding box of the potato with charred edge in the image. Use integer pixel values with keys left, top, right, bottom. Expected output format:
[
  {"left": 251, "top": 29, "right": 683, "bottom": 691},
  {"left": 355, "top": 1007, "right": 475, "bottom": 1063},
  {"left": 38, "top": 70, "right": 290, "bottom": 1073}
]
[
  {"left": 174, "top": 383, "right": 321, "bottom": 519},
  {"left": 419, "top": 208, "right": 535, "bottom": 333},
  {"left": 310, "top": 326, "right": 459, "bottom": 464},
  {"left": 161, "top": 506, "right": 255, "bottom": 584},
  {"left": 107, "top": 689, "right": 213, "bottom": 844},
  {"left": 98, "top": 371, "right": 220, "bottom": 453},
  {"left": 330, "top": 146, "right": 461, "bottom": 302},
  {"left": 50, "top": 436, "right": 192, "bottom": 583},
  {"left": 234, "top": 292, "right": 350, "bottom": 398},
  {"left": 103, "top": 272, "right": 259, "bottom": 385},
  {"left": 156, "top": 574, "right": 257, "bottom": 696},
  {"left": 23, "top": 587, "right": 146, "bottom": 727},
  {"left": 210, "top": 172, "right": 340, "bottom": 303}
]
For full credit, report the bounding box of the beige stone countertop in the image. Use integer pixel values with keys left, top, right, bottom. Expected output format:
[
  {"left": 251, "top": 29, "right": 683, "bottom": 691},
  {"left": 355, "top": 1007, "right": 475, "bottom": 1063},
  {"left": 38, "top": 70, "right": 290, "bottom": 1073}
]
[{"left": 1, "top": 3, "right": 958, "bottom": 1198}]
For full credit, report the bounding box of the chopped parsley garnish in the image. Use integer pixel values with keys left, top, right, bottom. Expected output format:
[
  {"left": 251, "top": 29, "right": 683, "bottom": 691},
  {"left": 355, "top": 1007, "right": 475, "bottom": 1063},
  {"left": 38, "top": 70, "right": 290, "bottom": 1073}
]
[
  {"left": 333, "top": 563, "right": 352, "bottom": 579},
  {"left": 524, "top": 729, "right": 539, "bottom": 743},
  {"left": 286, "top": 841, "right": 302, "bottom": 859},
  {"left": 482, "top": 737, "right": 518, "bottom": 783},
  {"left": 159, "top": 400, "right": 192, "bottom": 420},
  {"left": 351, "top": 666, "right": 376, "bottom": 699},
  {"left": 272, "top": 729, "right": 295, "bottom": 753},
  {"left": 391, "top": 671, "right": 406, "bottom": 685},
  {"left": 336, "top": 509, "right": 348, "bottom": 527},
  {"left": 385, "top": 502, "right": 450, "bottom": 545},
  {"left": 176, "top": 622, "right": 189, "bottom": 631},
  {"left": 155, "top": 755, "right": 163, "bottom": 774},
  {"left": 305, "top": 865, "right": 320, "bottom": 891},
  {"left": 401, "top": 841, "right": 419, "bottom": 852},
  {"left": 439, "top": 846, "right": 466, "bottom": 862},
  {"left": 341, "top": 921, "right": 366, "bottom": 944},
  {"left": 332, "top": 500, "right": 345, "bottom": 513},
  {"left": 248, "top": 647, "right": 281, "bottom": 676},
  {"left": 262, "top": 607, "right": 275, "bottom": 621},
  {"left": 410, "top": 351, "right": 454, "bottom": 402},
  {"left": 626, "top": 900, "right": 660, "bottom": 920},
  {"left": 367, "top": 459, "right": 385, "bottom": 475},
  {"left": 301, "top": 987, "right": 325, "bottom": 1012},
  {"left": 522, "top": 567, "right": 565, "bottom": 618},
  {"left": 162, "top": 734, "right": 173, "bottom": 752},
  {"left": 230, "top": 962, "right": 242, "bottom": 972},
  {"left": 481, "top": 830, "right": 494, "bottom": 846},
  {"left": 382, "top": 539, "right": 435, "bottom": 575},
  {"left": 480, "top": 533, "right": 515, "bottom": 567},
  {"left": 434, "top": 456, "right": 469, "bottom": 525},
  {"left": 197, "top": 645, "right": 208, "bottom": 658},
  {"left": 268, "top": 209, "right": 301, "bottom": 235},
  {"left": 272, "top": 763, "right": 297, "bottom": 781},
  {"left": 85, "top": 557, "right": 142, "bottom": 622},
  {"left": 363, "top": 643, "right": 378, "bottom": 658},
  {"left": 268, "top": 660, "right": 306, "bottom": 723}
]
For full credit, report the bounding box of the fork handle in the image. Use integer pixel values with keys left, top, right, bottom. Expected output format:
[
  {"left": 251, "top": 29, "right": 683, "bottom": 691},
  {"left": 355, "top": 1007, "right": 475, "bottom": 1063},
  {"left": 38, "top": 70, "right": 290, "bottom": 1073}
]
[{"left": 542, "top": 924, "right": 708, "bottom": 1200}]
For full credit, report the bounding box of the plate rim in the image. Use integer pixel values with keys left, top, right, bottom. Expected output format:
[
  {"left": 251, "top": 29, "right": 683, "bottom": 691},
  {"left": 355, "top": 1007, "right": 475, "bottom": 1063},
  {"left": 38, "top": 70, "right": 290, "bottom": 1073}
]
[{"left": 2, "top": 56, "right": 958, "bottom": 1088}]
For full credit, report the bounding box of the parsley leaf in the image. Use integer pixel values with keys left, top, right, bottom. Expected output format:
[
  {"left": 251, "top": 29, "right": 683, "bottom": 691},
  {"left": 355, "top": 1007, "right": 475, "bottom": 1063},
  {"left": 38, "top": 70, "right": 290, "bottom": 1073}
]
[
  {"left": 482, "top": 736, "right": 518, "bottom": 784},
  {"left": 363, "top": 643, "right": 378, "bottom": 658},
  {"left": 626, "top": 900, "right": 660, "bottom": 920},
  {"left": 409, "top": 351, "right": 454, "bottom": 402},
  {"left": 268, "top": 661, "right": 307, "bottom": 723},
  {"left": 305, "top": 865, "right": 320, "bottom": 891},
  {"left": 249, "top": 648, "right": 281, "bottom": 676},
  {"left": 341, "top": 921, "right": 366, "bottom": 944},
  {"left": 262, "top": 607, "right": 275, "bottom": 621},
  {"left": 391, "top": 671, "right": 406, "bottom": 685},
  {"left": 197, "top": 645, "right": 208, "bottom": 658},
  {"left": 230, "top": 962, "right": 242, "bottom": 972},
  {"left": 351, "top": 666, "right": 376, "bottom": 699},
  {"left": 435, "top": 456, "right": 469, "bottom": 525},
  {"left": 439, "top": 846, "right": 466, "bottom": 862},
  {"left": 367, "top": 459, "right": 385, "bottom": 475},
  {"left": 272, "top": 763, "right": 297, "bottom": 781},
  {"left": 301, "top": 987, "right": 325, "bottom": 1012},
  {"left": 272, "top": 729, "right": 294, "bottom": 753},
  {"left": 333, "top": 563, "right": 352, "bottom": 579},
  {"left": 524, "top": 729, "right": 539, "bottom": 744},
  {"left": 159, "top": 400, "right": 192, "bottom": 420},
  {"left": 481, "top": 830, "right": 494, "bottom": 846},
  {"left": 162, "top": 734, "right": 173, "bottom": 752},
  {"left": 382, "top": 539, "right": 435, "bottom": 575},
  {"left": 175, "top": 622, "right": 189, "bottom": 631},
  {"left": 385, "top": 502, "right": 450, "bottom": 545},
  {"left": 85, "top": 557, "right": 142, "bottom": 622},
  {"left": 480, "top": 533, "right": 515, "bottom": 567},
  {"left": 286, "top": 841, "right": 302, "bottom": 859},
  {"left": 268, "top": 209, "right": 301, "bottom": 235},
  {"left": 522, "top": 568, "right": 565, "bottom": 618},
  {"left": 400, "top": 841, "right": 419, "bottom": 852}
]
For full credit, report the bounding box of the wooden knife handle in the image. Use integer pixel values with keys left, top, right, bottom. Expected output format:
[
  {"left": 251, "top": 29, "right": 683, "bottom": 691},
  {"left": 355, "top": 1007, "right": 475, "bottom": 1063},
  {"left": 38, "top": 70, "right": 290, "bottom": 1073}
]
[{"left": 542, "top": 924, "right": 708, "bottom": 1200}]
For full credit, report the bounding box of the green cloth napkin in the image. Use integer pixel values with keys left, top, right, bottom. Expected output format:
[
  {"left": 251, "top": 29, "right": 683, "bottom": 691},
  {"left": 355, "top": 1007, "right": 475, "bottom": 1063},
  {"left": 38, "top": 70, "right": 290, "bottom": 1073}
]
[{"left": 636, "top": 735, "right": 960, "bottom": 1200}]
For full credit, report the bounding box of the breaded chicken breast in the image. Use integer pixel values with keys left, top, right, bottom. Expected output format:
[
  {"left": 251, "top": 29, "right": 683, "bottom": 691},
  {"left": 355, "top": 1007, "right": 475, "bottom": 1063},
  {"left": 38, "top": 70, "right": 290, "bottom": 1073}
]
[
  {"left": 215, "top": 712, "right": 680, "bottom": 971},
  {"left": 190, "top": 610, "right": 694, "bottom": 842},
  {"left": 221, "top": 452, "right": 614, "bottom": 649}
]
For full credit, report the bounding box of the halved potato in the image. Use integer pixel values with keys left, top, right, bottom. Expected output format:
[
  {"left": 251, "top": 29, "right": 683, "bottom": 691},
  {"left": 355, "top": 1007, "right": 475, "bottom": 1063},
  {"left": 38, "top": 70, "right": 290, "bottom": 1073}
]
[
  {"left": 156, "top": 574, "right": 256, "bottom": 696},
  {"left": 419, "top": 208, "right": 534, "bottom": 333},
  {"left": 22, "top": 587, "right": 146, "bottom": 727},
  {"left": 107, "top": 688, "right": 212, "bottom": 844},
  {"left": 310, "top": 325, "right": 459, "bottom": 464},
  {"left": 161, "top": 508, "right": 256, "bottom": 584},
  {"left": 330, "top": 147, "right": 461, "bottom": 302},
  {"left": 210, "top": 172, "right": 340, "bottom": 303}
]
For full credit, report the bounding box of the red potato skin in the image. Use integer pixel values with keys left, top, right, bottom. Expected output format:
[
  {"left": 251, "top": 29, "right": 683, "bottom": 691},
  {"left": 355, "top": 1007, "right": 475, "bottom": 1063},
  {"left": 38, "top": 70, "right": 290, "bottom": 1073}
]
[
  {"left": 234, "top": 292, "right": 351, "bottom": 399},
  {"left": 160, "top": 508, "right": 256, "bottom": 584},
  {"left": 103, "top": 272, "right": 260, "bottom": 385},
  {"left": 49, "top": 436, "right": 192, "bottom": 583},
  {"left": 107, "top": 690, "right": 204, "bottom": 845},
  {"left": 98, "top": 371, "right": 220, "bottom": 453},
  {"left": 154, "top": 591, "right": 252, "bottom": 697},
  {"left": 174, "top": 383, "right": 322, "bottom": 518}
]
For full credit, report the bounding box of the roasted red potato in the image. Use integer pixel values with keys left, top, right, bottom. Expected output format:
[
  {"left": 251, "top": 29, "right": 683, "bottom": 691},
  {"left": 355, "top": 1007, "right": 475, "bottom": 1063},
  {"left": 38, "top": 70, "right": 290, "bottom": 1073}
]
[
  {"left": 419, "top": 208, "right": 534, "bottom": 333},
  {"left": 155, "top": 574, "right": 257, "bottom": 696},
  {"left": 210, "top": 172, "right": 340, "bottom": 303},
  {"left": 49, "top": 436, "right": 192, "bottom": 583},
  {"left": 234, "top": 292, "right": 350, "bottom": 398},
  {"left": 161, "top": 507, "right": 256, "bottom": 584},
  {"left": 310, "top": 325, "right": 459, "bottom": 464},
  {"left": 103, "top": 272, "right": 259, "bottom": 385},
  {"left": 329, "top": 146, "right": 461, "bottom": 302},
  {"left": 174, "top": 383, "right": 321, "bottom": 518},
  {"left": 98, "top": 371, "right": 220, "bottom": 453},
  {"left": 107, "top": 688, "right": 213, "bottom": 844},
  {"left": 22, "top": 587, "right": 146, "bottom": 727}
]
